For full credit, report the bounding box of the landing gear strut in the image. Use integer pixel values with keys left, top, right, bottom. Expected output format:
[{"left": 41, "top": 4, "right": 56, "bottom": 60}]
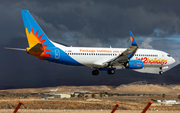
[
  {"left": 107, "top": 69, "right": 115, "bottom": 75},
  {"left": 92, "top": 70, "right": 99, "bottom": 76},
  {"left": 159, "top": 67, "right": 163, "bottom": 75}
]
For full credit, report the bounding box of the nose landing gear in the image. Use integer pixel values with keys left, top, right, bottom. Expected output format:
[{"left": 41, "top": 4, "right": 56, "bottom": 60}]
[
  {"left": 159, "top": 71, "right": 163, "bottom": 75},
  {"left": 159, "top": 67, "right": 163, "bottom": 75}
]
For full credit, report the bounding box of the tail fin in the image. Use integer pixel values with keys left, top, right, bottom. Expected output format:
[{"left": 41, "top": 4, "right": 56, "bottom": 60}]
[
  {"left": 21, "top": 10, "right": 55, "bottom": 48},
  {"left": 129, "top": 31, "right": 138, "bottom": 46},
  {"left": 21, "top": 10, "right": 54, "bottom": 59}
]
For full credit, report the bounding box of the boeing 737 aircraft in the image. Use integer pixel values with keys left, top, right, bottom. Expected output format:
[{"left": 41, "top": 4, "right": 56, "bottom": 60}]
[{"left": 5, "top": 10, "right": 175, "bottom": 75}]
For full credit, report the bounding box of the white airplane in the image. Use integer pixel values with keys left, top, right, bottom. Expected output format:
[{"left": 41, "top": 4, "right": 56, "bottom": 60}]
[{"left": 5, "top": 10, "right": 175, "bottom": 75}]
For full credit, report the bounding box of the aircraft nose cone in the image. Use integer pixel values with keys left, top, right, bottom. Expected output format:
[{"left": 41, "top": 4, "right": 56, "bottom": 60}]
[{"left": 172, "top": 58, "right": 175, "bottom": 64}]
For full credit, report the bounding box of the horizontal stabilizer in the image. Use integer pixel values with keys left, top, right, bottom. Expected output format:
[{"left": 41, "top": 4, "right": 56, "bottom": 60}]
[
  {"left": 29, "top": 43, "right": 43, "bottom": 52},
  {"left": 4, "top": 47, "right": 26, "bottom": 51}
]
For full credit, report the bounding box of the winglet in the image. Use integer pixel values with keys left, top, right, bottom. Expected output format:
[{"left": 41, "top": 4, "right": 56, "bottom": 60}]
[{"left": 129, "top": 31, "right": 138, "bottom": 46}]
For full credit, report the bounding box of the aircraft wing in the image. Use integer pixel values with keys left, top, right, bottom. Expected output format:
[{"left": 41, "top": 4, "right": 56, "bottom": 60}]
[{"left": 104, "top": 31, "right": 139, "bottom": 67}]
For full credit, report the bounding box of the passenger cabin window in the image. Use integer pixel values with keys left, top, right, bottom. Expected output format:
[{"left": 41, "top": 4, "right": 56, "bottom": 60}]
[{"left": 67, "top": 52, "right": 123, "bottom": 56}]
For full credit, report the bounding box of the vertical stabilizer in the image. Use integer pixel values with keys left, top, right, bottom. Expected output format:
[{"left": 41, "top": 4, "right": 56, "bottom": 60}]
[
  {"left": 21, "top": 10, "right": 55, "bottom": 48},
  {"left": 21, "top": 10, "right": 54, "bottom": 59}
]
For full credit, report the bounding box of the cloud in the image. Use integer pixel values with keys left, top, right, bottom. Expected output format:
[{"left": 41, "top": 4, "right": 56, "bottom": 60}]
[
  {"left": 1, "top": 1, "right": 180, "bottom": 46},
  {"left": 1, "top": 0, "right": 180, "bottom": 87},
  {"left": 140, "top": 37, "right": 153, "bottom": 49}
]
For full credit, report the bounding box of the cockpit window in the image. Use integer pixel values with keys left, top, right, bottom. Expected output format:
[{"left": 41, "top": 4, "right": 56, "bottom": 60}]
[{"left": 167, "top": 54, "right": 171, "bottom": 57}]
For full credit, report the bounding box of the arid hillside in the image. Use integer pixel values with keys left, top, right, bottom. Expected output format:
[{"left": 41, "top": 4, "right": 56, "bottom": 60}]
[{"left": 0, "top": 82, "right": 180, "bottom": 95}]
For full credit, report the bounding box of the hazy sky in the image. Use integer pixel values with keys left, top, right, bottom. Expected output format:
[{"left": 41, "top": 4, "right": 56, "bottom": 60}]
[{"left": 1, "top": 0, "right": 180, "bottom": 88}]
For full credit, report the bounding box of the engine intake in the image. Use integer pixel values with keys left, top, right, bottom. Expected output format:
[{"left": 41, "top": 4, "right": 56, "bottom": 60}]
[{"left": 125, "top": 60, "right": 144, "bottom": 69}]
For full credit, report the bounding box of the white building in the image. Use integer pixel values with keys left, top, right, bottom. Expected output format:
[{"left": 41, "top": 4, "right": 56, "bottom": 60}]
[
  {"left": 54, "top": 94, "right": 71, "bottom": 98},
  {"left": 157, "top": 100, "right": 180, "bottom": 105}
]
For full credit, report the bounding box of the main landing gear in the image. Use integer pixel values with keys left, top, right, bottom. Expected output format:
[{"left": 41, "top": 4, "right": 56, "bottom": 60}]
[
  {"left": 92, "top": 68, "right": 115, "bottom": 76},
  {"left": 159, "top": 67, "right": 163, "bottom": 75},
  {"left": 92, "top": 70, "right": 99, "bottom": 76},
  {"left": 107, "top": 69, "right": 115, "bottom": 75}
]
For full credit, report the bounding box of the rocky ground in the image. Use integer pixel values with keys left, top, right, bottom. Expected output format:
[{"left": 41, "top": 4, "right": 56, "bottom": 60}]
[
  {"left": 1, "top": 109, "right": 179, "bottom": 113},
  {"left": 0, "top": 97, "right": 179, "bottom": 111},
  {"left": 0, "top": 82, "right": 180, "bottom": 111}
]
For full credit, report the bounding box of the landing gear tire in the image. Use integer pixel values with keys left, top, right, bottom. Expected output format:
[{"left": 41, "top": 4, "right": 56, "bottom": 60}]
[
  {"left": 159, "top": 71, "right": 163, "bottom": 75},
  {"left": 92, "top": 70, "right": 99, "bottom": 76},
  {"left": 159, "top": 67, "right": 163, "bottom": 75},
  {"left": 125, "top": 63, "right": 129, "bottom": 68},
  {"left": 107, "top": 69, "right": 115, "bottom": 75}
]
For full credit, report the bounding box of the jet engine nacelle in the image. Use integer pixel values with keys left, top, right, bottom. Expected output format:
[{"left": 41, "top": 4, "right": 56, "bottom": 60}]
[{"left": 125, "top": 60, "right": 144, "bottom": 69}]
